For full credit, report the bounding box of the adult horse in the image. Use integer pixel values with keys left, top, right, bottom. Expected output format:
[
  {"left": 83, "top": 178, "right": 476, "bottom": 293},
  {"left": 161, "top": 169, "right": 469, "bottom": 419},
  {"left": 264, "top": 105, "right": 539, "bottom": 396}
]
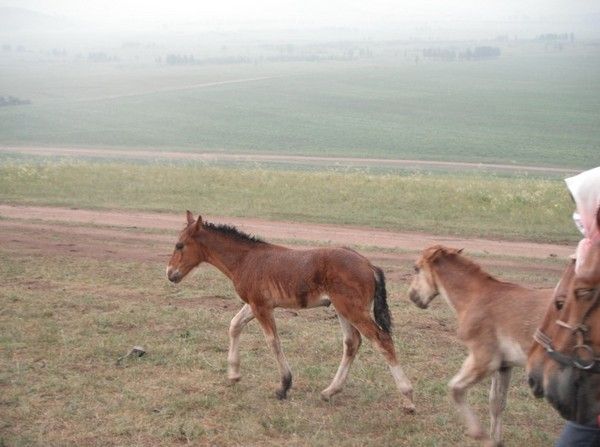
[
  {"left": 527, "top": 242, "right": 600, "bottom": 431},
  {"left": 527, "top": 166, "right": 600, "bottom": 446},
  {"left": 166, "top": 211, "right": 415, "bottom": 411},
  {"left": 407, "top": 245, "right": 553, "bottom": 446}
]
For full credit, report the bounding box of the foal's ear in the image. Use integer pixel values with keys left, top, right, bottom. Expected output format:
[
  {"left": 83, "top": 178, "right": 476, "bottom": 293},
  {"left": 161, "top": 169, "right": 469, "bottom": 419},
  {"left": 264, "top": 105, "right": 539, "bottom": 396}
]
[
  {"left": 194, "top": 215, "right": 203, "bottom": 232},
  {"left": 430, "top": 246, "right": 446, "bottom": 262},
  {"left": 186, "top": 210, "right": 195, "bottom": 225}
]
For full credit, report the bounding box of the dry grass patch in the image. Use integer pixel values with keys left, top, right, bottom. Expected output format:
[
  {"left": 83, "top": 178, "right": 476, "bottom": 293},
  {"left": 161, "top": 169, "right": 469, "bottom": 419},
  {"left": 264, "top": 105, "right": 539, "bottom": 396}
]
[{"left": 1, "top": 251, "right": 562, "bottom": 446}]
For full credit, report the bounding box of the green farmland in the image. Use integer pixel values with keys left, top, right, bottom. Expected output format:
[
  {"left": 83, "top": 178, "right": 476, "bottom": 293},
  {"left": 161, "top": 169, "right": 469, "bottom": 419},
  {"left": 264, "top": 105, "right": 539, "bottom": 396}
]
[{"left": 1, "top": 44, "right": 599, "bottom": 168}]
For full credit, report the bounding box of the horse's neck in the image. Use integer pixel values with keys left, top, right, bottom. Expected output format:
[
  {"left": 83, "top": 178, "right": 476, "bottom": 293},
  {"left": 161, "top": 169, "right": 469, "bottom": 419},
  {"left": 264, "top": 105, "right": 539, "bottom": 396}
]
[
  {"left": 435, "top": 259, "right": 486, "bottom": 315},
  {"left": 202, "top": 233, "right": 257, "bottom": 280}
]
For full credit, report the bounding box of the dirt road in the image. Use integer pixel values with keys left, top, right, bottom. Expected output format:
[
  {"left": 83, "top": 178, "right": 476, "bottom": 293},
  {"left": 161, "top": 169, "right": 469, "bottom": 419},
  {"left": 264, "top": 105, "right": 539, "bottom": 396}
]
[{"left": 0, "top": 204, "right": 573, "bottom": 263}]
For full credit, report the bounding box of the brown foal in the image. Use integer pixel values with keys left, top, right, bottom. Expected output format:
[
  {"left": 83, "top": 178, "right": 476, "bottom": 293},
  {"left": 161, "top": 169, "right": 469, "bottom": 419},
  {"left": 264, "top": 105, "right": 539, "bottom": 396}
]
[
  {"left": 166, "top": 211, "right": 415, "bottom": 411},
  {"left": 407, "top": 245, "right": 553, "bottom": 446}
]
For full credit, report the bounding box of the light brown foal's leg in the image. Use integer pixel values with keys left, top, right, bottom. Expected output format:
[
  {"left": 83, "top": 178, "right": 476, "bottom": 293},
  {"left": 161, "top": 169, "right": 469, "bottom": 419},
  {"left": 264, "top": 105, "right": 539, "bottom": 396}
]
[
  {"left": 448, "top": 352, "right": 495, "bottom": 443},
  {"left": 251, "top": 304, "right": 293, "bottom": 399},
  {"left": 344, "top": 311, "right": 415, "bottom": 413},
  {"left": 227, "top": 303, "right": 255, "bottom": 382},
  {"left": 321, "top": 314, "right": 362, "bottom": 400},
  {"left": 489, "top": 367, "right": 512, "bottom": 447}
]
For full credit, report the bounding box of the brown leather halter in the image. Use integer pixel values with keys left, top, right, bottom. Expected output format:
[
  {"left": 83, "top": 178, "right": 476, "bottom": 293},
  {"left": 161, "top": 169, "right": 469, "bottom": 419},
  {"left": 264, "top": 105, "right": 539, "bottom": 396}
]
[{"left": 534, "top": 287, "right": 600, "bottom": 373}]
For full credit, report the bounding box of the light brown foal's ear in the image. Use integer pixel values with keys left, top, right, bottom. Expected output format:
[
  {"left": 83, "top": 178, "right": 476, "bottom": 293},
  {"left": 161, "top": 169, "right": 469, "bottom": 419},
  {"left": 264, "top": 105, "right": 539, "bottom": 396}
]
[
  {"left": 195, "top": 215, "right": 203, "bottom": 232},
  {"left": 186, "top": 210, "right": 195, "bottom": 226},
  {"left": 429, "top": 246, "right": 446, "bottom": 262}
]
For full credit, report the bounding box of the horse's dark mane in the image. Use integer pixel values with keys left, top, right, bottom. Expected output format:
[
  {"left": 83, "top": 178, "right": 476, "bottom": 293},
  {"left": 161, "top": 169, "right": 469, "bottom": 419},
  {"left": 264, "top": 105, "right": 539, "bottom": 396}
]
[{"left": 203, "top": 222, "right": 265, "bottom": 244}]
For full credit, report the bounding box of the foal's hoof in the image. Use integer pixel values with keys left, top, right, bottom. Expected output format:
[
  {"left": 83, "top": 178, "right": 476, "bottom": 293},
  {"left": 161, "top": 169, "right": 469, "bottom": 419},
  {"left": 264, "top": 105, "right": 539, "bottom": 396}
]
[
  {"left": 483, "top": 440, "right": 501, "bottom": 447},
  {"left": 275, "top": 389, "right": 288, "bottom": 400},
  {"left": 402, "top": 403, "right": 416, "bottom": 415},
  {"left": 228, "top": 373, "right": 242, "bottom": 383},
  {"left": 320, "top": 388, "right": 340, "bottom": 402},
  {"left": 466, "top": 427, "right": 486, "bottom": 440}
]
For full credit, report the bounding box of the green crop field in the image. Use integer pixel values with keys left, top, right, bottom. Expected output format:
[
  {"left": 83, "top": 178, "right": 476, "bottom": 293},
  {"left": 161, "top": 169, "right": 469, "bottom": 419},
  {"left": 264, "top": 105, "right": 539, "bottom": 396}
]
[{"left": 1, "top": 43, "right": 599, "bottom": 168}]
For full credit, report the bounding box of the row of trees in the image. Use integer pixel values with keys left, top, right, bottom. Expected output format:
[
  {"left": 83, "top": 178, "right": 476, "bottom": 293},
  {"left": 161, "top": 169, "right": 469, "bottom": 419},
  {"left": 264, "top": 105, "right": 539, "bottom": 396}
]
[
  {"left": 88, "top": 52, "right": 119, "bottom": 63},
  {"left": 0, "top": 96, "right": 31, "bottom": 107},
  {"left": 422, "top": 46, "right": 501, "bottom": 61},
  {"left": 537, "top": 33, "right": 575, "bottom": 42},
  {"left": 160, "top": 51, "right": 366, "bottom": 66},
  {"left": 2, "top": 44, "right": 25, "bottom": 52}
]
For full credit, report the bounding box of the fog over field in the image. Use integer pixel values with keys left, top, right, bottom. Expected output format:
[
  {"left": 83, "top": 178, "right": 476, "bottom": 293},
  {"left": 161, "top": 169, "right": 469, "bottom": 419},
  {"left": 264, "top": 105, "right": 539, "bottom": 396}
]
[{"left": 1, "top": 0, "right": 599, "bottom": 168}]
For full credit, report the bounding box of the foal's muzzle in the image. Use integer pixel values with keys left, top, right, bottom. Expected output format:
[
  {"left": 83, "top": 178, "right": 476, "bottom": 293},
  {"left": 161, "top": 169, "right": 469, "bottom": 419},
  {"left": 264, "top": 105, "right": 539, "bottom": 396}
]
[
  {"left": 527, "top": 372, "right": 544, "bottom": 398},
  {"left": 167, "top": 267, "right": 182, "bottom": 283},
  {"left": 409, "top": 289, "right": 429, "bottom": 309}
]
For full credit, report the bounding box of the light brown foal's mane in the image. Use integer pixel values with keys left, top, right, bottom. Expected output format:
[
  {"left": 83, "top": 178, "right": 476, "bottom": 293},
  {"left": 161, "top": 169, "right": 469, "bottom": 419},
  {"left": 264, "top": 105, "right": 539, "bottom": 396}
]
[
  {"left": 527, "top": 241, "right": 600, "bottom": 425},
  {"left": 166, "top": 211, "right": 415, "bottom": 411},
  {"left": 408, "top": 245, "right": 553, "bottom": 447}
]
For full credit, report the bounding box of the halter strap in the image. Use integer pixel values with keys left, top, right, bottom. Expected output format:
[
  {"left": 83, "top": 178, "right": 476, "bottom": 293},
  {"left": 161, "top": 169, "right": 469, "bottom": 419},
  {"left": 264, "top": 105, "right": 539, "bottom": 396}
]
[{"left": 534, "top": 328, "right": 600, "bottom": 373}]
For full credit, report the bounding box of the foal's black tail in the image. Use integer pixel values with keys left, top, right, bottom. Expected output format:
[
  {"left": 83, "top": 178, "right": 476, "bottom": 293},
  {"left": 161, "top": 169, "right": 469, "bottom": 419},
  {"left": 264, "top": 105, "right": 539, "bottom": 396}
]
[{"left": 373, "top": 266, "right": 392, "bottom": 334}]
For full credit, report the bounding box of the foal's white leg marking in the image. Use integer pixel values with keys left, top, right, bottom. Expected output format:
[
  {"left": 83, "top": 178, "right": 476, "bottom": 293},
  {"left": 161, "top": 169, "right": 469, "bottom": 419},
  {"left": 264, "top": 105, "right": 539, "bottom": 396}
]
[
  {"left": 321, "top": 314, "right": 361, "bottom": 400},
  {"left": 227, "top": 304, "right": 255, "bottom": 382},
  {"left": 389, "top": 364, "right": 415, "bottom": 412},
  {"left": 489, "top": 367, "right": 512, "bottom": 446},
  {"left": 448, "top": 353, "right": 491, "bottom": 441}
]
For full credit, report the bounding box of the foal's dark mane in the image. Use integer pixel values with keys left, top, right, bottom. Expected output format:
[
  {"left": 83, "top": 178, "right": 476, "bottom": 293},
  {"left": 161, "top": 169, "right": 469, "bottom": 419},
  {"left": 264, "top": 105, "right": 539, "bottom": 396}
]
[{"left": 203, "top": 222, "right": 265, "bottom": 244}]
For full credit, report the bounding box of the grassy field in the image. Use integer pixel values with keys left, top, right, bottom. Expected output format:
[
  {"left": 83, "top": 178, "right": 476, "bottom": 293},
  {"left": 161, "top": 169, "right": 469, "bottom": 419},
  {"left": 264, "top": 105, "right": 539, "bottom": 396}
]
[
  {"left": 1, "top": 45, "right": 599, "bottom": 168},
  {"left": 0, "top": 242, "right": 564, "bottom": 447},
  {"left": 0, "top": 161, "right": 578, "bottom": 243}
]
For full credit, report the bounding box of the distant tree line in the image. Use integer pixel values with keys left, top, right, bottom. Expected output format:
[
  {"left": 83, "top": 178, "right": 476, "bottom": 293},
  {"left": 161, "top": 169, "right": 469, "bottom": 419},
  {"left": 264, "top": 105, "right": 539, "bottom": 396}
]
[
  {"left": 161, "top": 50, "right": 370, "bottom": 66},
  {"left": 422, "top": 46, "right": 501, "bottom": 61},
  {"left": 537, "top": 33, "right": 574, "bottom": 42},
  {"left": 0, "top": 96, "right": 31, "bottom": 107},
  {"left": 422, "top": 48, "right": 457, "bottom": 61},
  {"left": 2, "top": 44, "right": 25, "bottom": 52},
  {"left": 88, "top": 52, "right": 118, "bottom": 63},
  {"left": 163, "top": 54, "right": 253, "bottom": 65}
]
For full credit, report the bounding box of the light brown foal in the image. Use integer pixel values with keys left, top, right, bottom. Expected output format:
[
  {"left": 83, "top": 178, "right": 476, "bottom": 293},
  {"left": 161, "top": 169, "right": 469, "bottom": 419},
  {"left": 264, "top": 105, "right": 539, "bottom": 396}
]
[
  {"left": 408, "top": 245, "right": 553, "bottom": 447},
  {"left": 166, "top": 211, "right": 415, "bottom": 411}
]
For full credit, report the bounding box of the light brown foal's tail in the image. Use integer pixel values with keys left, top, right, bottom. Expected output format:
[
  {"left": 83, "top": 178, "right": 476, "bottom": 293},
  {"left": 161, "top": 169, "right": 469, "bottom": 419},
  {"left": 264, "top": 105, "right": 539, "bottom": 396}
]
[{"left": 373, "top": 266, "right": 392, "bottom": 333}]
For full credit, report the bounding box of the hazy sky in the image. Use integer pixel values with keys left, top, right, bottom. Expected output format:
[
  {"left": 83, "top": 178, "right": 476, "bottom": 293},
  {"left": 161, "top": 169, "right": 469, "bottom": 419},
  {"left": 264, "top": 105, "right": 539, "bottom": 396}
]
[{"left": 2, "top": 0, "right": 599, "bottom": 28}]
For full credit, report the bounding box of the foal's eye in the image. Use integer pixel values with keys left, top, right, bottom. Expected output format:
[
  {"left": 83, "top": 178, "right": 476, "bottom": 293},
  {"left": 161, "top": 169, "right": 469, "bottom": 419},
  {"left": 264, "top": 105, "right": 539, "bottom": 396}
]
[
  {"left": 554, "top": 299, "right": 564, "bottom": 311},
  {"left": 175, "top": 242, "right": 184, "bottom": 250}
]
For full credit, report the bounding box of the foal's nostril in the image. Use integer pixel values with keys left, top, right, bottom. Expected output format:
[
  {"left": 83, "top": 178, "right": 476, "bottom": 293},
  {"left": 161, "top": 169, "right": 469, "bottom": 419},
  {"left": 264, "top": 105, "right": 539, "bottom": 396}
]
[
  {"left": 409, "top": 290, "right": 427, "bottom": 308},
  {"left": 167, "top": 268, "right": 181, "bottom": 283},
  {"left": 408, "top": 290, "right": 417, "bottom": 303}
]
